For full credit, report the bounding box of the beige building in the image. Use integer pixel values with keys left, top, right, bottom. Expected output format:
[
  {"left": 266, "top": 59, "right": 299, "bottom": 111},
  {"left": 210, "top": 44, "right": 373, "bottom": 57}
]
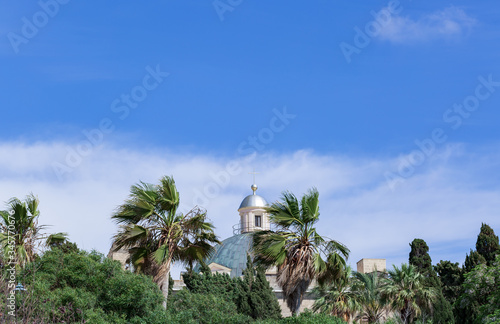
[
  {"left": 357, "top": 258, "right": 387, "bottom": 274},
  {"left": 107, "top": 243, "right": 130, "bottom": 270}
]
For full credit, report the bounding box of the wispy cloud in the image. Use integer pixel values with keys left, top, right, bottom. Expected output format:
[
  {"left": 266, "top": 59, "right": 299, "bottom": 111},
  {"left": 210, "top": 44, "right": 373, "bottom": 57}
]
[
  {"left": 377, "top": 6, "right": 476, "bottom": 43},
  {"left": 1, "top": 140, "right": 499, "bottom": 277}
]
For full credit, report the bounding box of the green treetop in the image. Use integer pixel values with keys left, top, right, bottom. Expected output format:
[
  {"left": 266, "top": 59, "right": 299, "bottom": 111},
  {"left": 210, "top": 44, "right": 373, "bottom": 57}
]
[
  {"left": 475, "top": 223, "right": 499, "bottom": 266},
  {"left": 408, "top": 238, "right": 454, "bottom": 324},
  {"left": 409, "top": 238, "right": 434, "bottom": 277}
]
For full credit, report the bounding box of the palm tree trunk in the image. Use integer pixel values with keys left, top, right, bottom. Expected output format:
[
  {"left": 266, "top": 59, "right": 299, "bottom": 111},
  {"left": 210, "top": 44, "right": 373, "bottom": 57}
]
[
  {"left": 161, "top": 272, "right": 170, "bottom": 309},
  {"left": 155, "top": 262, "right": 171, "bottom": 309},
  {"left": 401, "top": 304, "right": 411, "bottom": 324},
  {"left": 290, "top": 293, "right": 303, "bottom": 316}
]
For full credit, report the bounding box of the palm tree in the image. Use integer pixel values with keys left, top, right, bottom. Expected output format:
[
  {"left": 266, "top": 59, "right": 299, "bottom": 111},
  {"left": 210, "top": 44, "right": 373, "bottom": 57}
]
[
  {"left": 312, "top": 265, "right": 360, "bottom": 322},
  {"left": 252, "top": 188, "right": 349, "bottom": 315},
  {"left": 111, "top": 176, "right": 220, "bottom": 305},
  {"left": 352, "top": 270, "right": 389, "bottom": 323},
  {"left": 382, "top": 263, "right": 437, "bottom": 324},
  {"left": 0, "top": 194, "right": 67, "bottom": 269}
]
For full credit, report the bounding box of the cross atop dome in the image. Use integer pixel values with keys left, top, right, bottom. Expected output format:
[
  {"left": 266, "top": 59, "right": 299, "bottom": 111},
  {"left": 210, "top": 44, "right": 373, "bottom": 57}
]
[{"left": 249, "top": 169, "right": 259, "bottom": 195}]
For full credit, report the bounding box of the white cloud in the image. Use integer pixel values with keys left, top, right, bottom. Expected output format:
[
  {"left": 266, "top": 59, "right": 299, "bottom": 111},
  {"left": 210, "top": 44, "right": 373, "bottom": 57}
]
[
  {"left": 1, "top": 140, "right": 499, "bottom": 278},
  {"left": 377, "top": 6, "right": 476, "bottom": 43}
]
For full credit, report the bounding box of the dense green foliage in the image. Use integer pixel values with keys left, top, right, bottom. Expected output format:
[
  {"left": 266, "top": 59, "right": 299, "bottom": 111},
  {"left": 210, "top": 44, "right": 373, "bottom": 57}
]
[
  {"left": 183, "top": 262, "right": 237, "bottom": 299},
  {"left": 259, "top": 310, "right": 347, "bottom": 323},
  {"left": 408, "top": 238, "right": 454, "bottom": 324},
  {"left": 409, "top": 239, "right": 433, "bottom": 275},
  {"left": 451, "top": 224, "right": 500, "bottom": 324},
  {"left": 167, "top": 290, "right": 346, "bottom": 324},
  {"left": 352, "top": 270, "right": 388, "bottom": 323},
  {"left": 171, "top": 300, "right": 347, "bottom": 324},
  {"left": 238, "top": 256, "right": 282, "bottom": 320},
  {"left": 435, "top": 260, "right": 463, "bottom": 305},
  {"left": 1, "top": 245, "right": 346, "bottom": 323},
  {"left": 432, "top": 293, "right": 455, "bottom": 324},
  {"left": 464, "top": 249, "right": 487, "bottom": 273},
  {"left": 476, "top": 223, "right": 500, "bottom": 266},
  {"left": 183, "top": 256, "right": 281, "bottom": 320},
  {"left": 382, "top": 263, "right": 438, "bottom": 324},
  {"left": 168, "top": 289, "right": 252, "bottom": 323},
  {"left": 312, "top": 266, "right": 360, "bottom": 321},
  {"left": 0, "top": 246, "right": 166, "bottom": 322},
  {"left": 454, "top": 255, "right": 500, "bottom": 324}
]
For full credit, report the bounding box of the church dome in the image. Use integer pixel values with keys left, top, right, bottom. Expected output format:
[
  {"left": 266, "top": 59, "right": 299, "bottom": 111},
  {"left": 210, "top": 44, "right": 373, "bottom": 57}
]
[
  {"left": 194, "top": 233, "right": 253, "bottom": 277},
  {"left": 238, "top": 194, "right": 268, "bottom": 209},
  {"left": 238, "top": 184, "right": 268, "bottom": 209},
  {"left": 194, "top": 183, "right": 270, "bottom": 277}
]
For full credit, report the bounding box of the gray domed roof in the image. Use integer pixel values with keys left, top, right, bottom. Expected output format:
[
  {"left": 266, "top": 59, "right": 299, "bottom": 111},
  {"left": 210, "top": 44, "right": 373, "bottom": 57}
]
[
  {"left": 238, "top": 194, "right": 268, "bottom": 209},
  {"left": 195, "top": 233, "right": 253, "bottom": 277}
]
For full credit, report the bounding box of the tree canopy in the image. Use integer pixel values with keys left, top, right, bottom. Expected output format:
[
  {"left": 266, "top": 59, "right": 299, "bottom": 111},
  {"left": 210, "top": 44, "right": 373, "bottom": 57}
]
[
  {"left": 182, "top": 255, "right": 282, "bottom": 321},
  {"left": 1, "top": 246, "right": 166, "bottom": 323},
  {"left": 408, "top": 238, "right": 454, "bottom": 324},
  {"left": 0, "top": 194, "right": 67, "bottom": 270},
  {"left": 475, "top": 223, "right": 499, "bottom": 266}
]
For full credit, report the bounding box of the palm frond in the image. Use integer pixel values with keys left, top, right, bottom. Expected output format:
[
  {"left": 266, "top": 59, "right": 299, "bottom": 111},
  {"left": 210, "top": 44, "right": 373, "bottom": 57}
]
[
  {"left": 25, "top": 193, "right": 40, "bottom": 217},
  {"left": 325, "top": 239, "right": 350, "bottom": 259},
  {"left": 300, "top": 187, "right": 320, "bottom": 224},
  {"left": 113, "top": 224, "right": 148, "bottom": 250},
  {"left": 45, "top": 232, "right": 69, "bottom": 246},
  {"left": 154, "top": 243, "right": 170, "bottom": 264},
  {"left": 267, "top": 191, "right": 302, "bottom": 228},
  {"left": 157, "top": 175, "right": 180, "bottom": 213},
  {"left": 252, "top": 231, "right": 288, "bottom": 267}
]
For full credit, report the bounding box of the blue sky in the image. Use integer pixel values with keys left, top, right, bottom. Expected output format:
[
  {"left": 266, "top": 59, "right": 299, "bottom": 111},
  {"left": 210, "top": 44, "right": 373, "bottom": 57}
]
[{"left": 1, "top": 1, "right": 500, "bottom": 277}]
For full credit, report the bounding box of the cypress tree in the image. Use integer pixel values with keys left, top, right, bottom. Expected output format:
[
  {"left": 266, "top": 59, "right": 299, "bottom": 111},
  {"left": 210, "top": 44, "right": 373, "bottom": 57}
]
[
  {"left": 464, "top": 249, "right": 486, "bottom": 273},
  {"left": 237, "top": 254, "right": 281, "bottom": 320},
  {"left": 409, "top": 238, "right": 433, "bottom": 275},
  {"left": 200, "top": 260, "right": 212, "bottom": 275},
  {"left": 475, "top": 223, "right": 499, "bottom": 266},
  {"left": 185, "top": 256, "right": 281, "bottom": 320},
  {"left": 182, "top": 261, "right": 235, "bottom": 299},
  {"left": 409, "top": 238, "right": 454, "bottom": 324},
  {"left": 435, "top": 260, "right": 463, "bottom": 305},
  {"left": 235, "top": 256, "right": 253, "bottom": 317},
  {"left": 251, "top": 267, "right": 282, "bottom": 320}
]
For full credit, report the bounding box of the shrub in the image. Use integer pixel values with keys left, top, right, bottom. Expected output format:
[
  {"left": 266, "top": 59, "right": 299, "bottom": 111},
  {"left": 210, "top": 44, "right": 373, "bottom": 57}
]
[
  {"left": 6, "top": 248, "right": 165, "bottom": 322},
  {"left": 169, "top": 289, "right": 252, "bottom": 324},
  {"left": 257, "top": 310, "right": 346, "bottom": 324}
]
